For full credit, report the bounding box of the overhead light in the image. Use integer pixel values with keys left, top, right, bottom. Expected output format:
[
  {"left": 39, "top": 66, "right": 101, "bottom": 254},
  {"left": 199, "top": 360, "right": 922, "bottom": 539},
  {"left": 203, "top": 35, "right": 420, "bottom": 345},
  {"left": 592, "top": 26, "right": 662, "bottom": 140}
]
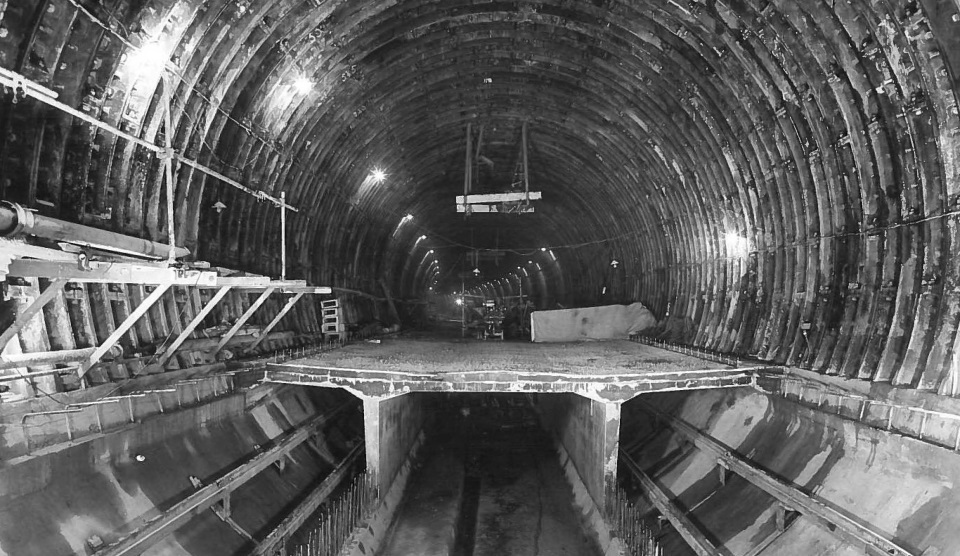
[
  {"left": 724, "top": 232, "right": 751, "bottom": 258},
  {"left": 126, "top": 41, "right": 168, "bottom": 79},
  {"left": 610, "top": 259, "right": 620, "bottom": 268},
  {"left": 294, "top": 76, "right": 313, "bottom": 93},
  {"left": 455, "top": 298, "right": 464, "bottom": 306},
  {"left": 419, "top": 235, "right": 427, "bottom": 240},
  {"left": 540, "top": 247, "right": 546, "bottom": 251},
  {"left": 212, "top": 200, "right": 226, "bottom": 213},
  {"left": 473, "top": 268, "right": 480, "bottom": 275},
  {"left": 371, "top": 168, "right": 387, "bottom": 183}
]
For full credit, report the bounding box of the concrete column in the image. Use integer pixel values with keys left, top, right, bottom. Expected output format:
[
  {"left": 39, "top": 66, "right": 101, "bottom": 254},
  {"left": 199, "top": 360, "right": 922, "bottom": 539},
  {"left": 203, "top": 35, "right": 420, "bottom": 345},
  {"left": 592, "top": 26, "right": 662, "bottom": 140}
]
[
  {"left": 362, "top": 393, "right": 427, "bottom": 492},
  {"left": 538, "top": 394, "right": 622, "bottom": 514}
]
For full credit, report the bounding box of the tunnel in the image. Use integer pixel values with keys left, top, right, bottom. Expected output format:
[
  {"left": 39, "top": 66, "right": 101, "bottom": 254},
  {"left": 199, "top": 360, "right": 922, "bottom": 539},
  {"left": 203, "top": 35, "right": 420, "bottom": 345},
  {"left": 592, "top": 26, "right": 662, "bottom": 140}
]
[{"left": 1, "top": 0, "right": 960, "bottom": 554}]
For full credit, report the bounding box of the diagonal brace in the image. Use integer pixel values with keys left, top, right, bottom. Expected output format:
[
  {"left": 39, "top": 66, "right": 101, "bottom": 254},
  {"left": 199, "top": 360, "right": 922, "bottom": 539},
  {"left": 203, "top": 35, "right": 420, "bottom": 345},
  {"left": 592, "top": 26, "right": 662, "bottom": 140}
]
[
  {"left": 212, "top": 287, "right": 275, "bottom": 356},
  {"left": 0, "top": 278, "right": 66, "bottom": 352},
  {"left": 157, "top": 286, "right": 232, "bottom": 367},
  {"left": 78, "top": 283, "right": 171, "bottom": 380},
  {"left": 246, "top": 293, "right": 304, "bottom": 353},
  {"left": 621, "top": 450, "right": 719, "bottom": 556}
]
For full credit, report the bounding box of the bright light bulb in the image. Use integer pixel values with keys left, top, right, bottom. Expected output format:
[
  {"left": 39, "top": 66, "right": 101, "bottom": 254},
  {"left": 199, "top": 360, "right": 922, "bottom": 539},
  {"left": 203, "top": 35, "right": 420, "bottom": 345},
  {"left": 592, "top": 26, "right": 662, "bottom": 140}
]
[
  {"left": 125, "top": 42, "right": 168, "bottom": 79},
  {"left": 371, "top": 168, "right": 387, "bottom": 183},
  {"left": 294, "top": 76, "right": 313, "bottom": 93},
  {"left": 724, "top": 232, "right": 751, "bottom": 258}
]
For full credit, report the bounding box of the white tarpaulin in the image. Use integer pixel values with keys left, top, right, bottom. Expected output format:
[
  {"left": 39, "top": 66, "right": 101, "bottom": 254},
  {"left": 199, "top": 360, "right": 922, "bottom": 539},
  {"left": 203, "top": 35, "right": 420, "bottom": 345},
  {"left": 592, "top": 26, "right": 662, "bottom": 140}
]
[{"left": 530, "top": 302, "right": 657, "bottom": 343}]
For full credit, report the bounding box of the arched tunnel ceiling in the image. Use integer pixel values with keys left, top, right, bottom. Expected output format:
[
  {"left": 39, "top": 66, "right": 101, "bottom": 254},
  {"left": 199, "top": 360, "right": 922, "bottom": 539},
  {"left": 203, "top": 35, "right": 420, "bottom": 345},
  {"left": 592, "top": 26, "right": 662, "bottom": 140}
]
[{"left": 2, "top": 0, "right": 960, "bottom": 388}]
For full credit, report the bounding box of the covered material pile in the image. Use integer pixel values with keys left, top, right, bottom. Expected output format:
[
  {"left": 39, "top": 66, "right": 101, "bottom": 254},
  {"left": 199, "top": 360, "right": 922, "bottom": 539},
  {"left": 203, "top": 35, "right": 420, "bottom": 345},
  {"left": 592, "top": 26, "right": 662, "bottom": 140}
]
[{"left": 530, "top": 303, "right": 656, "bottom": 343}]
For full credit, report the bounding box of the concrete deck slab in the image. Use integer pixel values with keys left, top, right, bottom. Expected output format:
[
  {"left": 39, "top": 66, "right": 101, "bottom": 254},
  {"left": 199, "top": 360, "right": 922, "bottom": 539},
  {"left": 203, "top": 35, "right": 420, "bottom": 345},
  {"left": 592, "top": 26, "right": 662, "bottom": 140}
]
[{"left": 263, "top": 337, "right": 761, "bottom": 401}]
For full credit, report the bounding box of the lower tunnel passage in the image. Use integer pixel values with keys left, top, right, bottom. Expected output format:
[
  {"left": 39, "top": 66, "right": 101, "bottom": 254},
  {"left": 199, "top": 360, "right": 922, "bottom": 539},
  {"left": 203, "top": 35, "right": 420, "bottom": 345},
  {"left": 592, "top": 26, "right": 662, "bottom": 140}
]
[{"left": 378, "top": 393, "right": 602, "bottom": 556}]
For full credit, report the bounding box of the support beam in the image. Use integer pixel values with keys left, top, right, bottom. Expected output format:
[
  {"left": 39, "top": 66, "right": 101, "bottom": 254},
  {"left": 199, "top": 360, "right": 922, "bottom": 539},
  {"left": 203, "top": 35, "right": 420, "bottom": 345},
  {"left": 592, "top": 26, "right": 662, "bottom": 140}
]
[
  {"left": 213, "top": 287, "right": 276, "bottom": 356},
  {"left": 78, "top": 284, "right": 172, "bottom": 380},
  {"left": 7, "top": 259, "right": 217, "bottom": 285},
  {"left": 620, "top": 451, "right": 719, "bottom": 556},
  {"left": 245, "top": 293, "right": 304, "bottom": 352},
  {"left": 157, "top": 286, "right": 233, "bottom": 367},
  {"left": 0, "top": 278, "right": 66, "bottom": 351},
  {"left": 97, "top": 402, "right": 353, "bottom": 556},
  {"left": 363, "top": 394, "right": 427, "bottom": 492},
  {"left": 638, "top": 402, "right": 912, "bottom": 556},
  {"left": 455, "top": 191, "right": 543, "bottom": 204},
  {"left": 252, "top": 443, "right": 365, "bottom": 556}
]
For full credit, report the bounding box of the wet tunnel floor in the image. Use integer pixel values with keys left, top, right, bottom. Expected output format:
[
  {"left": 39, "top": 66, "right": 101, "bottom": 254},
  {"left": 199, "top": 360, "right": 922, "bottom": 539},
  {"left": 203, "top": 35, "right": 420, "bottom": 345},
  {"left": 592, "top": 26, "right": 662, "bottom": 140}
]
[{"left": 378, "top": 397, "right": 602, "bottom": 556}]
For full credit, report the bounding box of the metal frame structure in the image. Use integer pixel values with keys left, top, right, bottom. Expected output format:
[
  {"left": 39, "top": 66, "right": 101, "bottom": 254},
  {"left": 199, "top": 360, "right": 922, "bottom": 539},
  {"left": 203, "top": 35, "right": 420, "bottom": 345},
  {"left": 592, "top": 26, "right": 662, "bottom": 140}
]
[
  {"left": 636, "top": 401, "right": 913, "bottom": 556},
  {"left": 96, "top": 401, "right": 354, "bottom": 556}
]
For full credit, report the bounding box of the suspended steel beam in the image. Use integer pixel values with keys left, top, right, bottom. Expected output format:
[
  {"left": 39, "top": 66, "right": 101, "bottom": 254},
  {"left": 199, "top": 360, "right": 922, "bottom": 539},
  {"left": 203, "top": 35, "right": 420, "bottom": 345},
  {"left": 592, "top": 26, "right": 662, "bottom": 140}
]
[
  {"left": 637, "top": 402, "right": 913, "bottom": 556},
  {"left": 252, "top": 442, "right": 365, "bottom": 556},
  {"left": 6, "top": 259, "right": 217, "bottom": 285},
  {"left": 245, "top": 293, "right": 305, "bottom": 353},
  {"left": 213, "top": 287, "right": 276, "bottom": 356},
  {"left": 78, "top": 284, "right": 172, "bottom": 380},
  {"left": 455, "top": 191, "right": 543, "bottom": 204},
  {"left": 0, "top": 278, "right": 66, "bottom": 351},
  {"left": 157, "top": 286, "right": 233, "bottom": 368},
  {"left": 0, "top": 68, "right": 296, "bottom": 213},
  {"left": 620, "top": 450, "right": 719, "bottom": 556},
  {"left": 97, "top": 402, "right": 354, "bottom": 556}
]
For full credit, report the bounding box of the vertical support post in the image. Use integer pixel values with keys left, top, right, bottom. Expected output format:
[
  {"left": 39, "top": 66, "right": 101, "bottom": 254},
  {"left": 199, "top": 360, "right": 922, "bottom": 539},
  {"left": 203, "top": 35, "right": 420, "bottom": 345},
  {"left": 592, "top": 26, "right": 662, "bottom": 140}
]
[
  {"left": 363, "top": 396, "right": 381, "bottom": 489},
  {"left": 522, "top": 121, "right": 530, "bottom": 202},
  {"left": 158, "top": 286, "right": 233, "bottom": 367},
  {"left": 79, "top": 283, "right": 172, "bottom": 380},
  {"left": 280, "top": 191, "right": 287, "bottom": 281},
  {"left": 160, "top": 73, "right": 177, "bottom": 263},
  {"left": 213, "top": 287, "right": 275, "bottom": 355},
  {"left": 601, "top": 400, "right": 622, "bottom": 517},
  {"left": 463, "top": 123, "right": 472, "bottom": 217}
]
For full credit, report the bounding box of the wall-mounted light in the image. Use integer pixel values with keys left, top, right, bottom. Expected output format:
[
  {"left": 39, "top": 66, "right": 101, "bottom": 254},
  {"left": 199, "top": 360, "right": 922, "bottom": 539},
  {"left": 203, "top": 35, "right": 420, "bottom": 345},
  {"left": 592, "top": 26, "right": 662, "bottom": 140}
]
[
  {"left": 125, "top": 41, "right": 169, "bottom": 79},
  {"left": 724, "top": 232, "right": 751, "bottom": 258},
  {"left": 610, "top": 259, "right": 620, "bottom": 268},
  {"left": 212, "top": 200, "right": 226, "bottom": 214},
  {"left": 294, "top": 76, "right": 313, "bottom": 94}
]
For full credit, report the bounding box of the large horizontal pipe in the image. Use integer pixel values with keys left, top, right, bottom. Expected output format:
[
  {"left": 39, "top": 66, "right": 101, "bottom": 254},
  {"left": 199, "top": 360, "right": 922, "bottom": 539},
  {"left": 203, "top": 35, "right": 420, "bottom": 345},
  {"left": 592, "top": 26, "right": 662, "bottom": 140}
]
[
  {"left": 0, "top": 346, "right": 111, "bottom": 370},
  {"left": 0, "top": 201, "right": 189, "bottom": 260}
]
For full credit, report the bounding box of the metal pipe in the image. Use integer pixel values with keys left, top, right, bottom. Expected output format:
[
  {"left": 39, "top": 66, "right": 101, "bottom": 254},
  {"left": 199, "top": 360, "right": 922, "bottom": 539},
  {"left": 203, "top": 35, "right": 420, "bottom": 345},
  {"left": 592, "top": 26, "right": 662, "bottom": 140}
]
[
  {"left": 0, "top": 346, "right": 106, "bottom": 370},
  {"left": 1, "top": 201, "right": 190, "bottom": 259}
]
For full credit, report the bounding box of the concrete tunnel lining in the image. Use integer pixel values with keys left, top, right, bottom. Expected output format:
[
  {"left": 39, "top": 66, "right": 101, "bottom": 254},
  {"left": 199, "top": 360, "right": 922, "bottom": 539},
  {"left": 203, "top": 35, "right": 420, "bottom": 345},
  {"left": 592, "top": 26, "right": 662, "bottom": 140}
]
[{"left": 2, "top": 0, "right": 960, "bottom": 554}]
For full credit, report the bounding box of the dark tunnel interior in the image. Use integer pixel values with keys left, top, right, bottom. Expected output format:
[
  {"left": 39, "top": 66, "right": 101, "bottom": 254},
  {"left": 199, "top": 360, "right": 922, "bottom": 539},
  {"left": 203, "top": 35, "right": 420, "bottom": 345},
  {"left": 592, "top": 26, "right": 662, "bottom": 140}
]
[{"left": 2, "top": 0, "right": 960, "bottom": 555}]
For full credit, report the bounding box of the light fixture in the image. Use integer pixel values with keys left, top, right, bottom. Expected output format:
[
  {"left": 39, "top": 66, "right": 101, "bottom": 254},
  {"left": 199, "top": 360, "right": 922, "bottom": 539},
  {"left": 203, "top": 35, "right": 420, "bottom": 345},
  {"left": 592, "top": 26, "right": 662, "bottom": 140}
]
[
  {"left": 610, "top": 259, "right": 620, "bottom": 268},
  {"left": 125, "top": 41, "right": 168, "bottom": 79},
  {"left": 212, "top": 200, "right": 226, "bottom": 214},
  {"left": 473, "top": 268, "right": 480, "bottom": 275},
  {"left": 455, "top": 298, "right": 464, "bottom": 306},
  {"left": 540, "top": 247, "right": 546, "bottom": 251},
  {"left": 419, "top": 235, "right": 427, "bottom": 240},
  {"left": 294, "top": 76, "right": 313, "bottom": 94},
  {"left": 724, "top": 232, "right": 751, "bottom": 258},
  {"left": 371, "top": 168, "right": 387, "bottom": 183}
]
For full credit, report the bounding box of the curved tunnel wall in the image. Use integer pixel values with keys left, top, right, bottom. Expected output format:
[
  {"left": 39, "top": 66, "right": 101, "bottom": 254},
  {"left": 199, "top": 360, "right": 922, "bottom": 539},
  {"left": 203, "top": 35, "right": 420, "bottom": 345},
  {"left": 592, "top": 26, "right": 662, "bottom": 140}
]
[
  {"left": 1, "top": 0, "right": 960, "bottom": 391},
  {"left": 622, "top": 388, "right": 960, "bottom": 555}
]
